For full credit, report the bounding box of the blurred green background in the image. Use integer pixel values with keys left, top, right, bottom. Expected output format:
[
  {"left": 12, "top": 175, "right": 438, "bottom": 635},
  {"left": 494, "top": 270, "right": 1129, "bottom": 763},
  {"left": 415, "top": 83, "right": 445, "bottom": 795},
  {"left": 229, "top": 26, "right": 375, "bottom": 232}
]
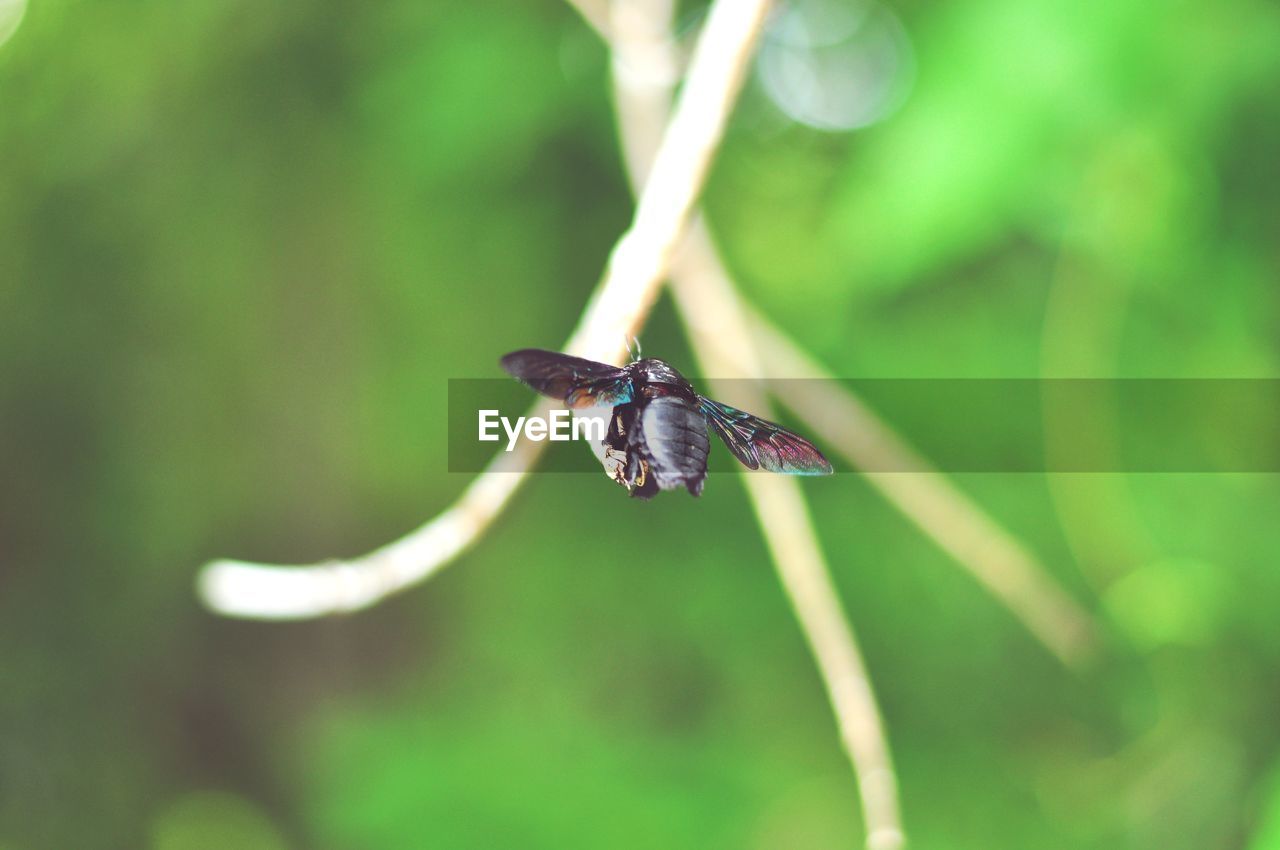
[{"left": 3, "top": 0, "right": 1280, "bottom": 848}]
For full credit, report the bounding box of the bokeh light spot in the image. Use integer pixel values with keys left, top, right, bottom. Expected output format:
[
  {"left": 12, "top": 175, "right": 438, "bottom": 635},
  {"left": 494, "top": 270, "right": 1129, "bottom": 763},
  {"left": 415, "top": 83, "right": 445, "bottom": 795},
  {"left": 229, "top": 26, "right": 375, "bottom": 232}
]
[{"left": 757, "top": 0, "right": 914, "bottom": 131}]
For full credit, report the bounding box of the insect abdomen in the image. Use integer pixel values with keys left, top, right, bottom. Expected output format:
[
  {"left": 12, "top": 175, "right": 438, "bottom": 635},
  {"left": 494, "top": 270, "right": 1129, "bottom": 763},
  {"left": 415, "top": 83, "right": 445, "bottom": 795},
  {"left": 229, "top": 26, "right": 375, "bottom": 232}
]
[{"left": 635, "top": 396, "right": 709, "bottom": 496}]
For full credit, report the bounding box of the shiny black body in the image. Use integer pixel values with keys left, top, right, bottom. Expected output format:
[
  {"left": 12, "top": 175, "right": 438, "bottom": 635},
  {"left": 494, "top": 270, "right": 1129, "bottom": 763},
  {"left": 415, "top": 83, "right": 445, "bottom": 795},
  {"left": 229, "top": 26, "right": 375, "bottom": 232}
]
[
  {"left": 604, "top": 360, "right": 711, "bottom": 498},
  {"left": 501, "top": 349, "right": 832, "bottom": 499}
]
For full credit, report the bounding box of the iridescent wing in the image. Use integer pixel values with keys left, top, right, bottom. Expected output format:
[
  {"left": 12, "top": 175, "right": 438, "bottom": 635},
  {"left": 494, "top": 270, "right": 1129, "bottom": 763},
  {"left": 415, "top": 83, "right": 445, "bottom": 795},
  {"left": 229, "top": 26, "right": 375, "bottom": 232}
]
[
  {"left": 699, "top": 396, "right": 833, "bottom": 475},
  {"left": 500, "top": 349, "right": 633, "bottom": 408}
]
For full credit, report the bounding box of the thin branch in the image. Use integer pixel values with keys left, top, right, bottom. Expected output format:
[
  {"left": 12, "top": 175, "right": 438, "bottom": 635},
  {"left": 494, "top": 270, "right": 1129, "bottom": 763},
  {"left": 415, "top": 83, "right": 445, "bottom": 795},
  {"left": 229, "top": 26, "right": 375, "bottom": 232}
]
[
  {"left": 564, "top": 0, "right": 613, "bottom": 41},
  {"left": 743, "top": 313, "right": 1098, "bottom": 668},
  {"left": 199, "top": 418, "right": 548, "bottom": 619},
  {"left": 197, "top": 0, "right": 775, "bottom": 619},
  {"left": 672, "top": 227, "right": 905, "bottom": 850},
  {"left": 565, "top": 0, "right": 773, "bottom": 361},
  {"left": 602, "top": 2, "right": 904, "bottom": 845},
  {"left": 606, "top": 0, "right": 680, "bottom": 188}
]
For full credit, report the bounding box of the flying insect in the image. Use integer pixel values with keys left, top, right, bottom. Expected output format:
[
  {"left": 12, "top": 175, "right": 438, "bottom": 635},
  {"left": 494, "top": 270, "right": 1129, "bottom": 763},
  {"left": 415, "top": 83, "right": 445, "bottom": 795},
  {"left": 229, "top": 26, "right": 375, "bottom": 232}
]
[{"left": 501, "top": 348, "right": 833, "bottom": 499}]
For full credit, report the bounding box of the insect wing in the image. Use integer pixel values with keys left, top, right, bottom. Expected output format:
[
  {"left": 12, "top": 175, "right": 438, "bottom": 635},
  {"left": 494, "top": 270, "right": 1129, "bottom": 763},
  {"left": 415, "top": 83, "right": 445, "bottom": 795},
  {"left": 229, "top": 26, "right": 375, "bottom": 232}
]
[
  {"left": 500, "top": 349, "right": 633, "bottom": 408},
  {"left": 699, "top": 396, "right": 833, "bottom": 475}
]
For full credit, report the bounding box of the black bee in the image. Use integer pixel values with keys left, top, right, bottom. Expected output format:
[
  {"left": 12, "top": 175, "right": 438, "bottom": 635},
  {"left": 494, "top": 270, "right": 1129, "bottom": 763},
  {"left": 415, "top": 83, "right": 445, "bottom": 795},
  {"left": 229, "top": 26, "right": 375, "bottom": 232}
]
[{"left": 500, "top": 348, "right": 833, "bottom": 499}]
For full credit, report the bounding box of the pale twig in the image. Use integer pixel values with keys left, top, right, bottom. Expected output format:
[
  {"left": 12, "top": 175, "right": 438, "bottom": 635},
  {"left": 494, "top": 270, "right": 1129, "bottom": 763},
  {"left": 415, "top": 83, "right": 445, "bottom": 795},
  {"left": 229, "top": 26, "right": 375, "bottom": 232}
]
[
  {"left": 603, "top": 3, "right": 904, "bottom": 845},
  {"left": 564, "top": 0, "right": 613, "bottom": 40},
  {"left": 672, "top": 229, "right": 905, "bottom": 850},
  {"left": 197, "top": 0, "right": 775, "bottom": 619}
]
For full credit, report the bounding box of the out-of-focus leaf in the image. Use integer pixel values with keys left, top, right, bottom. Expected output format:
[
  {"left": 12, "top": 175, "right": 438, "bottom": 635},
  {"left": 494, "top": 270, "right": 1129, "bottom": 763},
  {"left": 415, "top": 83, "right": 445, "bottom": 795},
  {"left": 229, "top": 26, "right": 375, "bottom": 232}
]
[{"left": 150, "top": 792, "right": 289, "bottom": 850}]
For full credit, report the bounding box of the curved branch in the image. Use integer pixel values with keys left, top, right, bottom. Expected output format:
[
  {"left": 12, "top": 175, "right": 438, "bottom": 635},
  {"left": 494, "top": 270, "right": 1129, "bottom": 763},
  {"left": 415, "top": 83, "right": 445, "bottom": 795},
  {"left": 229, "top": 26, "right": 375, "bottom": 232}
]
[
  {"left": 602, "top": 2, "right": 903, "bottom": 845},
  {"left": 671, "top": 228, "right": 905, "bottom": 850},
  {"left": 197, "top": 0, "right": 775, "bottom": 619}
]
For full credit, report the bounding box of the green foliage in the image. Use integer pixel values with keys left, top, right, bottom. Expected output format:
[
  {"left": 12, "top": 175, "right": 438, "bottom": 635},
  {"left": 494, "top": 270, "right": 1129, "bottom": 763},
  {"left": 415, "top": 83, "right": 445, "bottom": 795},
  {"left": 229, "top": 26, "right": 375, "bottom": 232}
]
[
  {"left": 2, "top": 0, "right": 1279, "bottom": 848},
  {"left": 150, "top": 792, "right": 289, "bottom": 850}
]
